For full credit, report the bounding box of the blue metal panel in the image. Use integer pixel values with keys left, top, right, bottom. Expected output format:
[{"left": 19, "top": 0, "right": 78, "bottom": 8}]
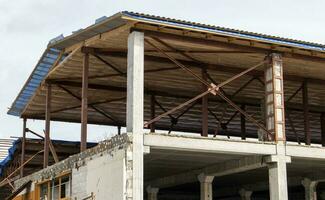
[{"left": 7, "top": 48, "right": 65, "bottom": 116}]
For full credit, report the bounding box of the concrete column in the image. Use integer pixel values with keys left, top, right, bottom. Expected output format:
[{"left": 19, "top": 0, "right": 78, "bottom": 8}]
[
  {"left": 127, "top": 31, "right": 144, "bottom": 200},
  {"left": 198, "top": 173, "right": 214, "bottom": 200},
  {"left": 266, "top": 150, "right": 291, "bottom": 200},
  {"left": 302, "top": 178, "right": 318, "bottom": 200},
  {"left": 239, "top": 188, "right": 252, "bottom": 200},
  {"left": 147, "top": 186, "right": 159, "bottom": 200}
]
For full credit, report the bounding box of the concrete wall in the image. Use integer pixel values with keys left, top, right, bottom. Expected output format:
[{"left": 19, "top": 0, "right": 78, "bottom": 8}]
[{"left": 71, "top": 148, "right": 127, "bottom": 200}]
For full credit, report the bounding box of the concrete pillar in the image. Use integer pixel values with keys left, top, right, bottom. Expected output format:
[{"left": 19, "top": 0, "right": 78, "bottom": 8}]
[
  {"left": 239, "top": 188, "right": 252, "bottom": 200},
  {"left": 147, "top": 186, "right": 159, "bottom": 200},
  {"left": 127, "top": 31, "right": 144, "bottom": 200},
  {"left": 266, "top": 150, "right": 291, "bottom": 200},
  {"left": 302, "top": 178, "right": 318, "bottom": 200},
  {"left": 198, "top": 173, "right": 214, "bottom": 200}
]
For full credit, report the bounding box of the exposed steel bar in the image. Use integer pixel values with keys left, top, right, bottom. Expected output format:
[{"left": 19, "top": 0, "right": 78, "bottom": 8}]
[
  {"left": 217, "top": 61, "right": 265, "bottom": 89},
  {"left": 81, "top": 52, "right": 89, "bottom": 152},
  {"left": 303, "top": 79, "right": 311, "bottom": 145},
  {"left": 144, "top": 88, "right": 215, "bottom": 127},
  {"left": 44, "top": 84, "right": 51, "bottom": 168},
  {"left": 20, "top": 118, "right": 26, "bottom": 177},
  {"left": 144, "top": 38, "right": 211, "bottom": 88},
  {"left": 144, "top": 60, "right": 265, "bottom": 128}
]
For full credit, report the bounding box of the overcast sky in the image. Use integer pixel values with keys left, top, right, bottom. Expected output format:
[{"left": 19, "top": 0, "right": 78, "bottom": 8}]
[{"left": 0, "top": 0, "right": 324, "bottom": 142}]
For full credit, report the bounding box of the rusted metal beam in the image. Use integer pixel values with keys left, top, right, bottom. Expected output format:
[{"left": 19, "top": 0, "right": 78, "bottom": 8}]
[
  {"left": 76, "top": 48, "right": 325, "bottom": 85},
  {"left": 321, "top": 113, "right": 325, "bottom": 147},
  {"left": 144, "top": 37, "right": 212, "bottom": 89},
  {"left": 20, "top": 118, "right": 26, "bottom": 177},
  {"left": 137, "top": 29, "right": 325, "bottom": 64},
  {"left": 202, "top": 68, "right": 208, "bottom": 137},
  {"left": 150, "top": 95, "right": 156, "bottom": 133},
  {"left": 58, "top": 85, "right": 121, "bottom": 124},
  {"left": 303, "top": 79, "right": 311, "bottom": 145},
  {"left": 81, "top": 52, "right": 89, "bottom": 152},
  {"left": 43, "top": 84, "right": 51, "bottom": 168}
]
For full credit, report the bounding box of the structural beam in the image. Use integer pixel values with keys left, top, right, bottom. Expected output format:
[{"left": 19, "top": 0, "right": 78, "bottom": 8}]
[
  {"left": 20, "top": 118, "right": 27, "bottom": 177},
  {"left": 240, "top": 105, "right": 246, "bottom": 140},
  {"left": 303, "top": 80, "right": 311, "bottom": 145},
  {"left": 43, "top": 84, "right": 51, "bottom": 168},
  {"left": 147, "top": 155, "right": 267, "bottom": 188},
  {"left": 80, "top": 52, "right": 89, "bottom": 152},
  {"left": 150, "top": 95, "right": 156, "bottom": 133},
  {"left": 321, "top": 113, "right": 325, "bottom": 147},
  {"left": 201, "top": 68, "right": 208, "bottom": 137},
  {"left": 127, "top": 31, "right": 144, "bottom": 200}
]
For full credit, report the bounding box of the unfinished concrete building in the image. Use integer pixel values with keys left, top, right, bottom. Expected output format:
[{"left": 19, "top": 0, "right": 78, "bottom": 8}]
[{"left": 5, "top": 11, "right": 325, "bottom": 200}]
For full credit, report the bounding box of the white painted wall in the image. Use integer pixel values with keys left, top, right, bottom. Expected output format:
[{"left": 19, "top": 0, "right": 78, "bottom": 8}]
[{"left": 72, "top": 148, "right": 126, "bottom": 200}]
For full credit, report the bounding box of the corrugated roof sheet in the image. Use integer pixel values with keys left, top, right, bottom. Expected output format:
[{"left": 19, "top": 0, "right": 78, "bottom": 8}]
[
  {"left": 8, "top": 11, "right": 325, "bottom": 117},
  {"left": 122, "top": 11, "right": 325, "bottom": 51},
  {"left": 8, "top": 48, "right": 65, "bottom": 116}
]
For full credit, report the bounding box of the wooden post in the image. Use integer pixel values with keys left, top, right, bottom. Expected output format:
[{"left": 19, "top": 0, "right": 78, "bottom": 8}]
[
  {"left": 20, "top": 118, "right": 27, "bottom": 177},
  {"left": 150, "top": 95, "right": 156, "bottom": 133},
  {"left": 201, "top": 69, "right": 208, "bottom": 137},
  {"left": 240, "top": 105, "right": 246, "bottom": 140},
  {"left": 44, "top": 84, "right": 51, "bottom": 168},
  {"left": 303, "top": 80, "right": 311, "bottom": 145},
  {"left": 80, "top": 52, "right": 89, "bottom": 152},
  {"left": 321, "top": 113, "right": 325, "bottom": 147}
]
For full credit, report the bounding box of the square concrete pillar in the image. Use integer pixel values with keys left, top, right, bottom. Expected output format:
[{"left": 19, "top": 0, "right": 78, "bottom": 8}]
[
  {"left": 239, "top": 188, "right": 253, "bottom": 200},
  {"left": 127, "top": 31, "right": 144, "bottom": 200},
  {"left": 266, "top": 153, "right": 291, "bottom": 200},
  {"left": 147, "top": 186, "right": 159, "bottom": 200},
  {"left": 198, "top": 173, "right": 214, "bottom": 200},
  {"left": 302, "top": 178, "right": 318, "bottom": 200}
]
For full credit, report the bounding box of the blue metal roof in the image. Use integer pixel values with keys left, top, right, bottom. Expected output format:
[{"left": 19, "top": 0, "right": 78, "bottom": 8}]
[
  {"left": 8, "top": 48, "right": 64, "bottom": 116},
  {"left": 0, "top": 138, "right": 97, "bottom": 177}
]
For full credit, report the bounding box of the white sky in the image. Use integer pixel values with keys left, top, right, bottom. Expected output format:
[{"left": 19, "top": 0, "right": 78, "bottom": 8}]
[{"left": 0, "top": 0, "right": 324, "bottom": 142}]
